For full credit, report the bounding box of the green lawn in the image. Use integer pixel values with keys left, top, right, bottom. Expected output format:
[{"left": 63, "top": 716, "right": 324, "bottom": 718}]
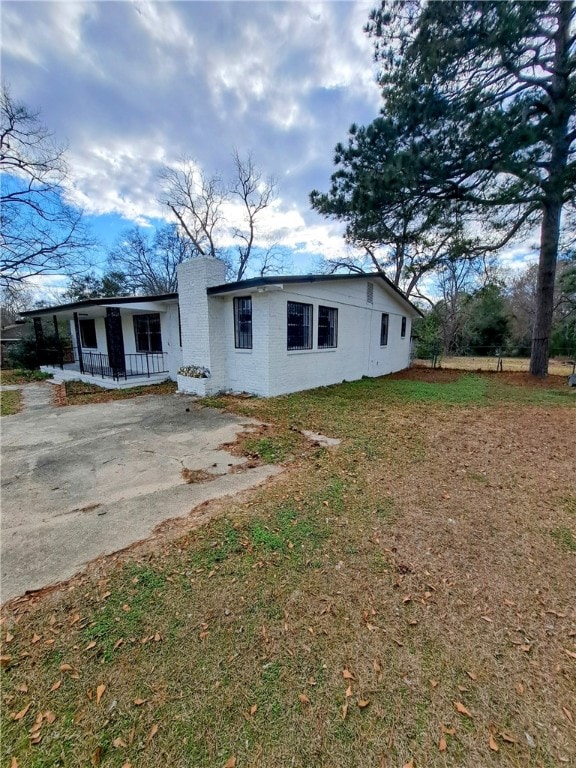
[
  {"left": 0, "top": 389, "right": 22, "bottom": 416},
  {"left": 1, "top": 371, "right": 575, "bottom": 767}
]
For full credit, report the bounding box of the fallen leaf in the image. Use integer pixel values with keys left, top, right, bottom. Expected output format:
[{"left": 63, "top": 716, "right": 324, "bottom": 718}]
[
  {"left": 113, "top": 638, "right": 124, "bottom": 650},
  {"left": 403, "top": 761, "right": 414, "bottom": 768},
  {"left": 44, "top": 711, "right": 56, "bottom": 724},
  {"left": 31, "top": 633, "right": 41, "bottom": 644},
  {"left": 6, "top": 632, "right": 14, "bottom": 643},
  {"left": 249, "top": 704, "right": 257, "bottom": 716},
  {"left": 341, "top": 702, "right": 348, "bottom": 720},
  {"left": 223, "top": 758, "right": 236, "bottom": 768},
  {"left": 357, "top": 699, "right": 370, "bottom": 709},
  {"left": 0, "top": 655, "right": 12, "bottom": 667},
  {"left": 442, "top": 726, "right": 456, "bottom": 735},
  {"left": 146, "top": 723, "right": 158, "bottom": 744},
  {"left": 10, "top": 758, "right": 18, "bottom": 768},
  {"left": 70, "top": 614, "right": 80, "bottom": 626},
  {"left": 133, "top": 697, "right": 147, "bottom": 706},
  {"left": 298, "top": 693, "right": 310, "bottom": 704},
  {"left": 30, "top": 732, "right": 42, "bottom": 745},
  {"left": 113, "top": 737, "right": 127, "bottom": 748},
  {"left": 101, "top": 591, "right": 111, "bottom": 600},
  {"left": 85, "top": 641, "right": 97, "bottom": 650},
  {"left": 342, "top": 669, "right": 355, "bottom": 680},
  {"left": 50, "top": 680, "right": 61, "bottom": 692},
  {"left": 59, "top": 664, "right": 73, "bottom": 672},
  {"left": 13, "top": 702, "right": 32, "bottom": 721},
  {"left": 438, "top": 736, "right": 447, "bottom": 752},
  {"left": 564, "top": 649, "right": 576, "bottom": 660},
  {"left": 17, "top": 684, "right": 28, "bottom": 693},
  {"left": 499, "top": 731, "right": 518, "bottom": 743},
  {"left": 96, "top": 684, "right": 106, "bottom": 705},
  {"left": 91, "top": 746, "right": 102, "bottom": 766},
  {"left": 121, "top": 764, "right": 132, "bottom": 768},
  {"left": 516, "top": 681, "right": 525, "bottom": 695},
  {"left": 454, "top": 701, "right": 473, "bottom": 718},
  {"left": 429, "top": 679, "right": 439, "bottom": 688},
  {"left": 466, "top": 671, "right": 477, "bottom": 681},
  {"left": 345, "top": 684, "right": 353, "bottom": 698},
  {"left": 154, "top": 633, "right": 161, "bottom": 642},
  {"left": 562, "top": 706, "right": 573, "bottom": 724},
  {"left": 489, "top": 735, "right": 499, "bottom": 752}
]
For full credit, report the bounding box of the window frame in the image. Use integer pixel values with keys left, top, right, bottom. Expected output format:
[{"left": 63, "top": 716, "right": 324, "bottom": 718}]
[
  {"left": 133, "top": 313, "right": 163, "bottom": 353},
  {"left": 380, "top": 313, "right": 389, "bottom": 347},
  {"left": 234, "top": 296, "right": 253, "bottom": 350},
  {"left": 317, "top": 305, "right": 338, "bottom": 349},
  {"left": 287, "top": 301, "right": 313, "bottom": 351},
  {"left": 401, "top": 316, "right": 407, "bottom": 338},
  {"left": 79, "top": 318, "right": 98, "bottom": 349}
]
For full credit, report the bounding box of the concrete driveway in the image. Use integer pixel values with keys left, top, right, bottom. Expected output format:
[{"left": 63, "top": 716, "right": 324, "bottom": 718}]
[{"left": 1, "top": 390, "right": 279, "bottom": 603}]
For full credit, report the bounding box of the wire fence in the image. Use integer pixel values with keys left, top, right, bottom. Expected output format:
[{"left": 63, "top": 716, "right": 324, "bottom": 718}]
[{"left": 413, "top": 351, "right": 575, "bottom": 376}]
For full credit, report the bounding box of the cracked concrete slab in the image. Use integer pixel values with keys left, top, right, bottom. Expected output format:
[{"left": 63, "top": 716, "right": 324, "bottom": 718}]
[{"left": 1, "top": 393, "right": 280, "bottom": 602}]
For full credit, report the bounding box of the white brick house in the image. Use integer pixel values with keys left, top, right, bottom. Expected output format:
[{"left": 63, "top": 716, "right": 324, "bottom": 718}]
[{"left": 26, "top": 257, "right": 421, "bottom": 397}]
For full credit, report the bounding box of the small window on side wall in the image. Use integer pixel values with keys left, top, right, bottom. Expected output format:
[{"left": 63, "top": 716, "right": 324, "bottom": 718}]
[
  {"left": 380, "top": 313, "right": 389, "bottom": 346},
  {"left": 79, "top": 318, "right": 97, "bottom": 349},
  {"left": 287, "top": 301, "right": 313, "bottom": 350},
  {"left": 234, "top": 296, "right": 252, "bottom": 349},
  {"left": 401, "top": 316, "right": 407, "bottom": 338},
  {"left": 318, "top": 305, "right": 338, "bottom": 348}
]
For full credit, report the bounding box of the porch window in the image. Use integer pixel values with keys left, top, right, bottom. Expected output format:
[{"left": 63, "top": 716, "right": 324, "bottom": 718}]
[
  {"left": 380, "top": 313, "right": 389, "bottom": 346},
  {"left": 401, "top": 316, "right": 407, "bottom": 338},
  {"left": 234, "top": 296, "right": 252, "bottom": 349},
  {"left": 318, "top": 305, "right": 338, "bottom": 348},
  {"left": 134, "top": 313, "right": 163, "bottom": 353},
  {"left": 287, "top": 301, "right": 313, "bottom": 350},
  {"left": 79, "top": 318, "right": 97, "bottom": 349}
]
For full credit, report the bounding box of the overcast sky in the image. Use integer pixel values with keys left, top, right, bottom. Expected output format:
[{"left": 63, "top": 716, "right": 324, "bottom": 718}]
[{"left": 2, "top": 0, "right": 389, "bottom": 280}]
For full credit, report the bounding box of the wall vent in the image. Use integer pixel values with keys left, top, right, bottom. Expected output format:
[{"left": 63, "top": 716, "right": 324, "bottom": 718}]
[{"left": 367, "top": 282, "right": 374, "bottom": 304}]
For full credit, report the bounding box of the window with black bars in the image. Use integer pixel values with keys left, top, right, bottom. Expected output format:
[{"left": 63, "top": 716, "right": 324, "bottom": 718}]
[
  {"left": 380, "top": 313, "right": 389, "bottom": 346},
  {"left": 318, "top": 305, "right": 338, "bottom": 348},
  {"left": 287, "top": 301, "right": 313, "bottom": 350},
  {"left": 234, "top": 296, "right": 253, "bottom": 349},
  {"left": 134, "top": 313, "right": 163, "bottom": 353}
]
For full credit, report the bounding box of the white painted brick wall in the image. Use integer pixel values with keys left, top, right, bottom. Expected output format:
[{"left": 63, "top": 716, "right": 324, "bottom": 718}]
[
  {"left": 211, "top": 277, "right": 415, "bottom": 397},
  {"left": 177, "top": 258, "right": 227, "bottom": 391}
]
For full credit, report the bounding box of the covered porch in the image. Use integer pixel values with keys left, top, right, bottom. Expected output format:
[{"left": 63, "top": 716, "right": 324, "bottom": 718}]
[{"left": 23, "top": 293, "right": 180, "bottom": 390}]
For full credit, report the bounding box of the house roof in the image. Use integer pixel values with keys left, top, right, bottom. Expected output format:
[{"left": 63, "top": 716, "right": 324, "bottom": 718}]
[
  {"left": 20, "top": 272, "right": 423, "bottom": 318},
  {"left": 208, "top": 272, "right": 423, "bottom": 317},
  {"left": 20, "top": 293, "right": 179, "bottom": 317}
]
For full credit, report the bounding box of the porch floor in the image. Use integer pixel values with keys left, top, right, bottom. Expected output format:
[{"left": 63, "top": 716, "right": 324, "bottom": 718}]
[{"left": 41, "top": 364, "right": 172, "bottom": 390}]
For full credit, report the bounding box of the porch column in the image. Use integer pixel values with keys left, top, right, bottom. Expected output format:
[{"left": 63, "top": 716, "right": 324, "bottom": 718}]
[
  {"left": 72, "top": 312, "right": 85, "bottom": 374},
  {"left": 33, "top": 317, "right": 45, "bottom": 366},
  {"left": 52, "top": 315, "right": 63, "bottom": 370},
  {"left": 105, "top": 307, "right": 126, "bottom": 379}
]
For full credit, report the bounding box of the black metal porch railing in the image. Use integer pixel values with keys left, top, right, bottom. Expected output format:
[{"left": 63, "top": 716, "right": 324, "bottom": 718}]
[{"left": 39, "top": 347, "right": 169, "bottom": 381}]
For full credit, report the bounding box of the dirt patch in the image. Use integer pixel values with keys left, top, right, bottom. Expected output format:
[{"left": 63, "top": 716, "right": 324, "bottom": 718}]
[
  {"left": 395, "top": 365, "right": 571, "bottom": 390},
  {"left": 181, "top": 468, "right": 222, "bottom": 484}
]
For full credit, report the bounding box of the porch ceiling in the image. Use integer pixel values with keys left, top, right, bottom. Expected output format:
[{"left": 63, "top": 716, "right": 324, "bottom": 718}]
[{"left": 44, "top": 302, "right": 171, "bottom": 320}]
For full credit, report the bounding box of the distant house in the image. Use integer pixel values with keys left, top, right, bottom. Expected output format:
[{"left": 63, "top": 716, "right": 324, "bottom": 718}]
[
  {"left": 0, "top": 320, "right": 32, "bottom": 367},
  {"left": 22, "top": 258, "right": 422, "bottom": 397}
]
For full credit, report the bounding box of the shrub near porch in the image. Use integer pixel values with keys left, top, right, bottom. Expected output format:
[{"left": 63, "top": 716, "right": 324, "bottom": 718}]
[{"left": 1, "top": 372, "right": 575, "bottom": 768}]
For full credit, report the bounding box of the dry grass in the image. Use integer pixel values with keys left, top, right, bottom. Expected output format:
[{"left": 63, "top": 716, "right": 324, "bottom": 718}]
[
  {"left": 1, "top": 371, "right": 575, "bottom": 767},
  {"left": 63, "top": 379, "right": 177, "bottom": 405},
  {"left": 0, "top": 389, "right": 22, "bottom": 416},
  {"left": 415, "top": 356, "right": 574, "bottom": 377}
]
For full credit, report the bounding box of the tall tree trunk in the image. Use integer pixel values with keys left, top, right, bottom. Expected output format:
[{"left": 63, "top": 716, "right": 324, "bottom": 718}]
[
  {"left": 530, "top": 199, "right": 562, "bottom": 375},
  {"left": 529, "top": 0, "right": 572, "bottom": 377}
]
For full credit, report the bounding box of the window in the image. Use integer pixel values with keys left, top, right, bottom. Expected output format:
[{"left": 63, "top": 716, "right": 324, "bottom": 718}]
[
  {"left": 318, "top": 305, "right": 338, "bottom": 348},
  {"left": 380, "top": 313, "right": 389, "bottom": 346},
  {"left": 287, "top": 301, "right": 313, "bottom": 350},
  {"left": 234, "top": 296, "right": 253, "bottom": 349},
  {"left": 79, "top": 318, "right": 97, "bottom": 349},
  {"left": 401, "top": 316, "right": 407, "bottom": 338},
  {"left": 134, "top": 313, "right": 163, "bottom": 353}
]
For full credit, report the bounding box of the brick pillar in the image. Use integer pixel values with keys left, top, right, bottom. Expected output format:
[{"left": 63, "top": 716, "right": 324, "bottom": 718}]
[{"left": 177, "top": 258, "right": 227, "bottom": 389}]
